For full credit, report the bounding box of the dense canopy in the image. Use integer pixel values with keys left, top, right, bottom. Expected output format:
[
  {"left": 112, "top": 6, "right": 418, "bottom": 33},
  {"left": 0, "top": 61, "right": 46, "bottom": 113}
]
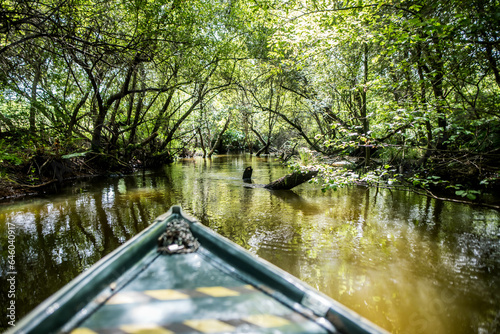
[{"left": 1, "top": 0, "right": 499, "bottom": 202}]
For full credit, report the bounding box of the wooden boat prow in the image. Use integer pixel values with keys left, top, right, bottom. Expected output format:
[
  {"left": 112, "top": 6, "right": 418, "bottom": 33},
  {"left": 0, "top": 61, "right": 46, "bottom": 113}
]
[{"left": 9, "top": 205, "right": 388, "bottom": 334}]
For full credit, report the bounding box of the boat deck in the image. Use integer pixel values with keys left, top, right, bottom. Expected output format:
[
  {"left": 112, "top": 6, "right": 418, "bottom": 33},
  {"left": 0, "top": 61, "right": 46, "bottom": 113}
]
[
  {"left": 12, "top": 207, "right": 385, "bottom": 334},
  {"left": 70, "top": 246, "right": 329, "bottom": 334}
]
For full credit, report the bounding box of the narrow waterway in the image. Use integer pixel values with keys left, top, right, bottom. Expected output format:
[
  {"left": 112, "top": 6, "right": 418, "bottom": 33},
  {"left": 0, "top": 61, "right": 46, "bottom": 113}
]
[{"left": 1, "top": 154, "right": 499, "bottom": 333}]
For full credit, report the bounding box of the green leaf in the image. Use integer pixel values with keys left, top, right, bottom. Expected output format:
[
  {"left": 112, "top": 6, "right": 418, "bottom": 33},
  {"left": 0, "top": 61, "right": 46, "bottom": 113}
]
[{"left": 466, "top": 193, "right": 477, "bottom": 200}]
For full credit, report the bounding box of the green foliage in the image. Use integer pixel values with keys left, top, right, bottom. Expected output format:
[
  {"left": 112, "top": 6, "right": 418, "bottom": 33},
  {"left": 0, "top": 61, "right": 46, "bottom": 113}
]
[
  {"left": 27, "top": 166, "right": 39, "bottom": 185},
  {"left": 297, "top": 148, "right": 314, "bottom": 166},
  {"left": 222, "top": 128, "right": 245, "bottom": 148},
  {"left": 0, "top": 0, "right": 498, "bottom": 200},
  {"left": 409, "top": 174, "right": 448, "bottom": 189},
  {"left": 447, "top": 184, "right": 482, "bottom": 201},
  {"left": 455, "top": 189, "right": 481, "bottom": 201},
  {"left": 0, "top": 151, "right": 23, "bottom": 166},
  {"left": 0, "top": 139, "right": 29, "bottom": 166},
  {"left": 316, "top": 167, "right": 358, "bottom": 192},
  {"left": 309, "top": 163, "right": 399, "bottom": 192}
]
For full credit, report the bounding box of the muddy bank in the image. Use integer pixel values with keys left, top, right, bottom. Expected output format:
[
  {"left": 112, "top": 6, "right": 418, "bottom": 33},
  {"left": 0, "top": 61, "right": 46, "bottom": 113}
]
[
  {"left": 0, "top": 178, "right": 30, "bottom": 200},
  {"left": 0, "top": 152, "right": 138, "bottom": 201}
]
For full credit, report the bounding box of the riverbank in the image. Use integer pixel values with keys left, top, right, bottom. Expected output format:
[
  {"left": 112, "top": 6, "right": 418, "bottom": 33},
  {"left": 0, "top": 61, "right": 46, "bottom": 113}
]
[
  {"left": 0, "top": 152, "right": 134, "bottom": 201},
  {"left": 1, "top": 152, "right": 499, "bottom": 209},
  {"left": 0, "top": 178, "right": 27, "bottom": 199}
]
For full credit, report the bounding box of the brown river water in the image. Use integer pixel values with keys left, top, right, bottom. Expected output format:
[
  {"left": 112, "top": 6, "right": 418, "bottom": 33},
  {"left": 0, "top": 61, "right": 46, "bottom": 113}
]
[{"left": 1, "top": 154, "right": 499, "bottom": 333}]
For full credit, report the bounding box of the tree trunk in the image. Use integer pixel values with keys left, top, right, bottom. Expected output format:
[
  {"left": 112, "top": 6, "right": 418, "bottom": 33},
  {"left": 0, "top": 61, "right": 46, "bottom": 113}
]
[
  {"left": 0, "top": 113, "right": 14, "bottom": 132},
  {"left": 160, "top": 93, "right": 204, "bottom": 151},
  {"left": 80, "top": 59, "right": 137, "bottom": 152},
  {"left": 197, "top": 127, "right": 206, "bottom": 158},
  {"left": 251, "top": 127, "right": 267, "bottom": 156},
  {"left": 208, "top": 114, "right": 232, "bottom": 158},
  {"left": 108, "top": 98, "right": 123, "bottom": 152},
  {"left": 416, "top": 45, "right": 433, "bottom": 166},
  {"left": 30, "top": 62, "right": 41, "bottom": 133},
  {"left": 67, "top": 91, "right": 90, "bottom": 138},
  {"left": 128, "top": 72, "right": 145, "bottom": 147},
  {"left": 150, "top": 89, "right": 175, "bottom": 153},
  {"left": 361, "top": 43, "right": 370, "bottom": 168},
  {"left": 425, "top": 35, "right": 448, "bottom": 150},
  {"left": 87, "top": 69, "right": 107, "bottom": 152},
  {"left": 126, "top": 70, "right": 138, "bottom": 126},
  {"left": 264, "top": 169, "right": 318, "bottom": 190},
  {"left": 255, "top": 142, "right": 270, "bottom": 157}
]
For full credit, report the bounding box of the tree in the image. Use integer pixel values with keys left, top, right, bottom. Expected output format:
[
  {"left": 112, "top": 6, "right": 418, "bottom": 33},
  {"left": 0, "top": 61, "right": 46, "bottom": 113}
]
[
  {"left": 1, "top": 0, "right": 498, "bottom": 196},
  {"left": 1, "top": 0, "right": 247, "bottom": 163}
]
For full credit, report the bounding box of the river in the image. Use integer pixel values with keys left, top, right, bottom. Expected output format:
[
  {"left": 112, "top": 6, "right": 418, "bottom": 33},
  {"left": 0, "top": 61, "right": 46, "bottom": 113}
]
[{"left": 1, "top": 154, "right": 499, "bottom": 333}]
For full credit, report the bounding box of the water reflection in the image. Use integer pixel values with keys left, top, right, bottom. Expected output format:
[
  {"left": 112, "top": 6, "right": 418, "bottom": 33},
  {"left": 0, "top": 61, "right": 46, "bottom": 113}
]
[{"left": 0, "top": 154, "right": 499, "bottom": 333}]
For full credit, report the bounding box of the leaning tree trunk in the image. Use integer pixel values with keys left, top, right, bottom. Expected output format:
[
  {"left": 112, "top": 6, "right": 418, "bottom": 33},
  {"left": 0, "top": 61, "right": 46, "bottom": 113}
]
[
  {"left": 264, "top": 169, "right": 318, "bottom": 190},
  {"left": 208, "top": 114, "right": 232, "bottom": 158},
  {"left": 30, "top": 62, "right": 41, "bottom": 134},
  {"left": 255, "top": 142, "right": 270, "bottom": 157}
]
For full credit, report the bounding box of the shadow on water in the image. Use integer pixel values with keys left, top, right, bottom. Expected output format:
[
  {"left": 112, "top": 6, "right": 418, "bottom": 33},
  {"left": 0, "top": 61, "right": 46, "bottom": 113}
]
[
  {"left": 268, "top": 189, "right": 322, "bottom": 215},
  {"left": 1, "top": 154, "right": 499, "bottom": 333}
]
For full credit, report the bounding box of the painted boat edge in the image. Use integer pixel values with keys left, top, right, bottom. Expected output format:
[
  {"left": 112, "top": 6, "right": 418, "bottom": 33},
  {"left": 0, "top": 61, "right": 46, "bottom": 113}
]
[
  {"left": 7, "top": 206, "right": 182, "bottom": 334},
  {"left": 8, "top": 205, "right": 389, "bottom": 334},
  {"left": 187, "top": 210, "right": 389, "bottom": 334}
]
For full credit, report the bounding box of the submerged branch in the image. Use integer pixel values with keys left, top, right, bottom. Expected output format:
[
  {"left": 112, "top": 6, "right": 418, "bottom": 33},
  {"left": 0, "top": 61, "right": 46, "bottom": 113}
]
[{"left": 412, "top": 188, "right": 500, "bottom": 210}]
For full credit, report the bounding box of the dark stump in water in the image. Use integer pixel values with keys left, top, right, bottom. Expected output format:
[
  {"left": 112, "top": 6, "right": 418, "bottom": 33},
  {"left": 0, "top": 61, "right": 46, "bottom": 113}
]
[{"left": 242, "top": 166, "right": 253, "bottom": 181}]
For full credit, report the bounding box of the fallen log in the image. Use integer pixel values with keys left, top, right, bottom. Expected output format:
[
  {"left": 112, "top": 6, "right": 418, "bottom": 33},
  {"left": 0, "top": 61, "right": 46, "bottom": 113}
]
[
  {"left": 242, "top": 167, "right": 318, "bottom": 190},
  {"left": 264, "top": 169, "right": 318, "bottom": 190}
]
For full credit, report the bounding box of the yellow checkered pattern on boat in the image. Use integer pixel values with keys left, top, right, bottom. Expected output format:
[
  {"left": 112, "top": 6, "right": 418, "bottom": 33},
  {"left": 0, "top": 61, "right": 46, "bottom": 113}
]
[
  {"left": 71, "top": 314, "right": 291, "bottom": 334},
  {"left": 70, "top": 285, "right": 301, "bottom": 333},
  {"left": 105, "top": 285, "right": 255, "bottom": 305}
]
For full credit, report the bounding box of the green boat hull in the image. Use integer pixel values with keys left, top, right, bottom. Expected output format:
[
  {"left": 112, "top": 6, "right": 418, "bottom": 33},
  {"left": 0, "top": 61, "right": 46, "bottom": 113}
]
[{"left": 8, "top": 206, "right": 387, "bottom": 334}]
